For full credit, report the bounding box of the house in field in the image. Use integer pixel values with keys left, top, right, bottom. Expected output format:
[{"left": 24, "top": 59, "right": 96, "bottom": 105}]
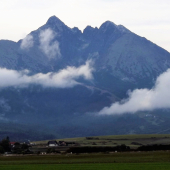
[
  {"left": 58, "top": 141, "right": 67, "bottom": 146},
  {"left": 47, "top": 141, "right": 58, "bottom": 147},
  {"left": 10, "top": 142, "right": 17, "bottom": 148},
  {"left": 10, "top": 142, "right": 16, "bottom": 146}
]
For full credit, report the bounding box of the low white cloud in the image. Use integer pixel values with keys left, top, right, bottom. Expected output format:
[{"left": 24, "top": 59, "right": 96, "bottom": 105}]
[
  {"left": 39, "top": 28, "right": 61, "bottom": 59},
  {"left": 0, "top": 60, "right": 93, "bottom": 88},
  {"left": 20, "top": 34, "right": 34, "bottom": 50},
  {"left": 99, "top": 69, "right": 170, "bottom": 115}
]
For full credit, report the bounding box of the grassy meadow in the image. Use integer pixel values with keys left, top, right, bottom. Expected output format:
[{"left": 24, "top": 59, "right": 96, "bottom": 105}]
[
  {"left": 34, "top": 134, "right": 170, "bottom": 149},
  {"left": 0, "top": 151, "right": 170, "bottom": 170},
  {"left": 1, "top": 163, "right": 170, "bottom": 170}
]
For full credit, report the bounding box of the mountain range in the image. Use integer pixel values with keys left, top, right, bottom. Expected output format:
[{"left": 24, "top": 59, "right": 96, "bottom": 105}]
[{"left": 0, "top": 16, "right": 170, "bottom": 141}]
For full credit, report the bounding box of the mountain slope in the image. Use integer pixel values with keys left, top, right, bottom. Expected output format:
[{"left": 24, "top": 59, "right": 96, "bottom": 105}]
[{"left": 0, "top": 16, "right": 170, "bottom": 140}]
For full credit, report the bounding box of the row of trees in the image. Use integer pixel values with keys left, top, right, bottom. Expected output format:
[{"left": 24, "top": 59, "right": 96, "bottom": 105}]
[
  {"left": 67, "top": 144, "right": 130, "bottom": 153},
  {"left": 67, "top": 144, "right": 170, "bottom": 154}
]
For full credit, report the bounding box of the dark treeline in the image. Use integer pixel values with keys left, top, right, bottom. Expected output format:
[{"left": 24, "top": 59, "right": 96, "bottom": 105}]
[
  {"left": 67, "top": 144, "right": 170, "bottom": 153},
  {"left": 67, "top": 144, "right": 130, "bottom": 153},
  {"left": 137, "top": 144, "right": 170, "bottom": 151}
]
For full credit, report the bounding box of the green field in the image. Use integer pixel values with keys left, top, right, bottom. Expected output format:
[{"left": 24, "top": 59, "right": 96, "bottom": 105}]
[
  {"left": 1, "top": 134, "right": 170, "bottom": 169},
  {"left": 0, "top": 151, "right": 170, "bottom": 170},
  {"left": 1, "top": 163, "right": 170, "bottom": 170}
]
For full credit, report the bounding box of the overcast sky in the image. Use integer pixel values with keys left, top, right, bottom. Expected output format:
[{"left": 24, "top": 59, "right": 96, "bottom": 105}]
[{"left": 0, "top": 0, "right": 170, "bottom": 52}]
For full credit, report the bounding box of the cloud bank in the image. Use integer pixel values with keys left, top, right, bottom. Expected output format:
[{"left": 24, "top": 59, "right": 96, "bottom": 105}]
[
  {"left": 39, "top": 28, "right": 61, "bottom": 59},
  {"left": 20, "top": 34, "right": 34, "bottom": 50},
  {"left": 99, "top": 69, "right": 170, "bottom": 115},
  {"left": 0, "top": 60, "right": 93, "bottom": 88}
]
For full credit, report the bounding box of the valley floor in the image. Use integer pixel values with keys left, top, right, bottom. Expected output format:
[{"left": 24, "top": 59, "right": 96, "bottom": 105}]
[{"left": 0, "top": 151, "right": 170, "bottom": 170}]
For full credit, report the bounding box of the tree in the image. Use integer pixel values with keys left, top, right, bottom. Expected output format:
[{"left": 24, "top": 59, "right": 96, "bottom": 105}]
[{"left": 0, "top": 137, "right": 11, "bottom": 152}]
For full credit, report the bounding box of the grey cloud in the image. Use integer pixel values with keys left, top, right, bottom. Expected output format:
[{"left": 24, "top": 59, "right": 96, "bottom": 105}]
[
  {"left": 99, "top": 69, "right": 170, "bottom": 115},
  {"left": 39, "top": 28, "right": 61, "bottom": 59},
  {"left": 0, "top": 60, "right": 93, "bottom": 88}
]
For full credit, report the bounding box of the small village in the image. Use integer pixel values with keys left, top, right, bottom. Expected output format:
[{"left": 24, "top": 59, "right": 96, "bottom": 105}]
[
  {"left": 1, "top": 135, "right": 170, "bottom": 156},
  {"left": 0, "top": 137, "right": 77, "bottom": 155}
]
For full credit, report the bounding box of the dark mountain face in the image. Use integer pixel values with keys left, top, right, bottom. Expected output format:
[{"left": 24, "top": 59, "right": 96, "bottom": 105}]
[
  {"left": 2, "top": 16, "right": 170, "bottom": 82},
  {"left": 0, "top": 15, "right": 170, "bottom": 141}
]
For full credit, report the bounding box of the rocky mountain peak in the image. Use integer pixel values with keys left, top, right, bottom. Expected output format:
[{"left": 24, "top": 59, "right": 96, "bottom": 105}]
[
  {"left": 46, "top": 15, "right": 64, "bottom": 25},
  {"left": 46, "top": 16, "right": 66, "bottom": 32},
  {"left": 83, "top": 26, "right": 98, "bottom": 38},
  {"left": 99, "top": 21, "right": 131, "bottom": 35},
  {"left": 72, "top": 27, "right": 82, "bottom": 34},
  {"left": 99, "top": 21, "right": 117, "bottom": 31}
]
